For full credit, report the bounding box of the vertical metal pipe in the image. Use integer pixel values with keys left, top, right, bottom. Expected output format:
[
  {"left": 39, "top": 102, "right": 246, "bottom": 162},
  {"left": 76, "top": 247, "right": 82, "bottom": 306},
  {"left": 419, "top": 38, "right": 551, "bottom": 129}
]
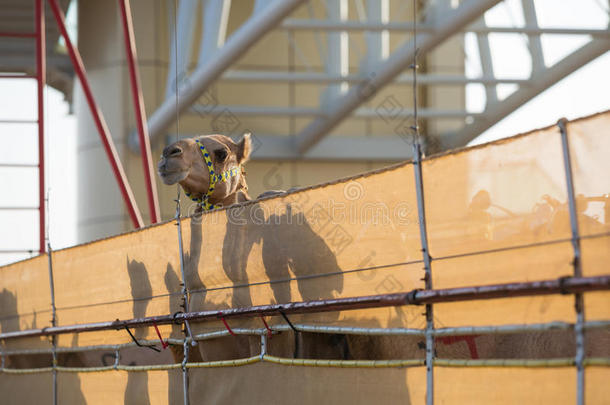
[
  {"left": 48, "top": 245, "right": 58, "bottom": 405},
  {"left": 175, "top": 205, "right": 195, "bottom": 344},
  {"left": 414, "top": 143, "right": 435, "bottom": 405},
  {"left": 118, "top": 0, "right": 161, "bottom": 224},
  {"left": 45, "top": 193, "right": 58, "bottom": 405},
  {"left": 411, "top": 1, "right": 434, "bottom": 403},
  {"left": 37, "top": 1, "right": 55, "bottom": 401},
  {"left": 182, "top": 339, "right": 190, "bottom": 405},
  {"left": 114, "top": 348, "right": 120, "bottom": 370},
  {"left": 47, "top": 0, "right": 144, "bottom": 229},
  {"left": 47, "top": 250, "right": 58, "bottom": 401},
  {"left": 36, "top": 0, "right": 45, "bottom": 254},
  {"left": 175, "top": 203, "right": 194, "bottom": 405},
  {"left": 557, "top": 118, "right": 585, "bottom": 405},
  {"left": 260, "top": 331, "right": 268, "bottom": 360}
]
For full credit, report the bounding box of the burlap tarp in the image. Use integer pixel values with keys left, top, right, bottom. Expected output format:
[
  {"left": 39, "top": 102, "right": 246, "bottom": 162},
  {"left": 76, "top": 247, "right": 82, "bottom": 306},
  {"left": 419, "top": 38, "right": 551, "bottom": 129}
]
[{"left": 1, "top": 111, "right": 609, "bottom": 404}]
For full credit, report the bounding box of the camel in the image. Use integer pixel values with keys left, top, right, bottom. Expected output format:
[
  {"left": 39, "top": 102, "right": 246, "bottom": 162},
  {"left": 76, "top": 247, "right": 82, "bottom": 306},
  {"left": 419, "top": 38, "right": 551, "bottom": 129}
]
[
  {"left": 158, "top": 133, "right": 352, "bottom": 362},
  {"left": 158, "top": 133, "right": 252, "bottom": 210}
]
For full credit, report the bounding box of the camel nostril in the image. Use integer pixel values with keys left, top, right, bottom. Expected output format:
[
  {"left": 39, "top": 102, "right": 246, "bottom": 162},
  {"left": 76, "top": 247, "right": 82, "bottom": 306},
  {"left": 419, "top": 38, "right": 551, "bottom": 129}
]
[
  {"left": 163, "top": 145, "right": 183, "bottom": 157},
  {"left": 169, "top": 147, "right": 182, "bottom": 156}
]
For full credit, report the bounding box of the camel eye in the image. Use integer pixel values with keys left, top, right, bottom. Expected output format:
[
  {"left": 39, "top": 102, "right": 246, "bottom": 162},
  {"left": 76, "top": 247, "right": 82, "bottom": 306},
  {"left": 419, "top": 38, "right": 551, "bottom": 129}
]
[{"left": 214, "top": 148, "right": 228, "bottom": 162}]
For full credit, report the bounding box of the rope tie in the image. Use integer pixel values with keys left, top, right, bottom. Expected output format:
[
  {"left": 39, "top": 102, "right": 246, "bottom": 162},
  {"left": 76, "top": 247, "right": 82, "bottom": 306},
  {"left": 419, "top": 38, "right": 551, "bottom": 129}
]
[
  {"left": 153, "top": 322, "right": 169, "bottom": 349},
  {"left": 279, "top": 309, "right": 298, "bottom": 333},
  {"left": 260, "top": 316, "right": 273, "bottom": 339},
  {"left": 123, "top": 325, "right": 160, "bottom": 353},
  {"left": 218, "top": 313, "right": 236, "bottom": 337}
]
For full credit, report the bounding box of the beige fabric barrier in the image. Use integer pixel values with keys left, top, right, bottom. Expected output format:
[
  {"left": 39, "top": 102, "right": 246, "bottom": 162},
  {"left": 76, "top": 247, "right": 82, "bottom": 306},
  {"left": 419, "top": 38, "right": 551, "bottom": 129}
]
[{"left": 1, "top": 111, "right": 609, "bottom": 403}]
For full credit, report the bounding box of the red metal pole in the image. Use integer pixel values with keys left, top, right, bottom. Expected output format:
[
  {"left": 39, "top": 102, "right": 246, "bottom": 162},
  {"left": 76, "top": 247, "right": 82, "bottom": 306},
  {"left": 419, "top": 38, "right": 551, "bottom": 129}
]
[
  {"left": 36, "top": 0, "right": 46, "bottom": 253},
  {"left": 0, "top": 32, "right": 37, "bottom": 38},
  {"left": 118, "top": 0, "right": 160, "bottom": 224},
  {"left": 47, "top": 0, "right": 144, "bottom": 229},
  {"left": 0, "top": 74, "right": 37, "bottom": 79}
]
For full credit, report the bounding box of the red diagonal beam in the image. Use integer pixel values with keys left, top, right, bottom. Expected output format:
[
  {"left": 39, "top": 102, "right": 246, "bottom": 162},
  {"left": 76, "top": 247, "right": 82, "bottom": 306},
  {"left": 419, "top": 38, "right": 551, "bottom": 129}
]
[
  {"left": 118, "top": 0, "right": 160, "bottom": 224},
  {"left": 48, "top": 0, "right": 144, "bottom": 228}
]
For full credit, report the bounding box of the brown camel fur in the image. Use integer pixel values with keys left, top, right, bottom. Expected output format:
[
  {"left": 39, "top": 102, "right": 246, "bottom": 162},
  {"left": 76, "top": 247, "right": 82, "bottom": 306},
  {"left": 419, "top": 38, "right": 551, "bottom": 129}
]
[{"left": 158, "top": 133, "right": 251, "bottom": 208}]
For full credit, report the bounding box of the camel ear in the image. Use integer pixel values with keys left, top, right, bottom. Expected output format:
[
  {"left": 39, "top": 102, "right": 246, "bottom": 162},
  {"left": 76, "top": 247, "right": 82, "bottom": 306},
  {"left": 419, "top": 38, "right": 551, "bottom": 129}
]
[{"left": 236, "top": 132, "right": 252, "bottom": 164}]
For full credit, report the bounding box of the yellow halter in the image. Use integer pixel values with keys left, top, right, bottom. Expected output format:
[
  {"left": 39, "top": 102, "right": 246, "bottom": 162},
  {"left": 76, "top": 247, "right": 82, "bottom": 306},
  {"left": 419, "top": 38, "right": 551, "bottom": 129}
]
[{"left": 184, "top": 138, "right": 241, "bottom": 211}]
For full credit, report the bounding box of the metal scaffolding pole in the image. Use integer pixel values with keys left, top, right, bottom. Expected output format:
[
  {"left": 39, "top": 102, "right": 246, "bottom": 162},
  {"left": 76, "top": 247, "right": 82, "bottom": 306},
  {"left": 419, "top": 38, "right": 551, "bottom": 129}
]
[
  {"left": 558, "top": 119, "right": 586, "bottom": 405},
  {"left": 295, "top": 0, "right": 503, "bottom": 154},
  {"left": 1, "top": 275, "right": 608, "bottom": 341},
  {"left": 444, "top": 38, "right": 610, "bottom": 149},
  {"left": 142, "top": 0, "right": 307, "bottom": 145}
]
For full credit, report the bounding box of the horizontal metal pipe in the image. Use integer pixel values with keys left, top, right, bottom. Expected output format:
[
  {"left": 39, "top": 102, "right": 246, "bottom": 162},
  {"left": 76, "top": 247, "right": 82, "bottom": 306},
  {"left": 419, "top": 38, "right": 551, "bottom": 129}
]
[
  {"left": 5, "top": 320, "right": 610, "bottom": 357},
  {"left": 0, "top": 74, "right": 37, "bottom": 79},
  {"left": 190, "top": 104, "right": 475, "bottom": 119},
  {"left": 0, "top": 119, "right": 38, "bottom": 124},
  {"left": 0, "top": 163, "right": 38, "bottom": 168},
  {"left": 414, "top": 275, "right": 610, "bottom": 304},
  {"left": 280, "top": 20, "right": 610, "bottom": 37},
  {"left": 0, "top": 275, "right": 608, "bottom": 341},
  {"left": 0, "top": 31, "right": 37, "bottom": 38},
  {"left": 222, "top": 70, "right": 530, "bottom": 85}
]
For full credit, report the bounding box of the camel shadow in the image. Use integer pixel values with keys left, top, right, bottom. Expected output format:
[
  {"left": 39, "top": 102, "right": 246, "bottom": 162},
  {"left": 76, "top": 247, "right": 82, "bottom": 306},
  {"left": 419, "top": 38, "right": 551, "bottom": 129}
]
[
  {"left": 123, "top": 258, "right": 154, "bottom": 405},
  {"left": 219, "top": 202, "right": 347, "bottom": 359},
  {"left": 0, "top": 288, "right": 86, "bottom": 404},
  {"left": 124, "top": 258, "right": 179, "bottom": 404},
  {"left": 222, "top": 203, "right": 344, "bottom": 307}
]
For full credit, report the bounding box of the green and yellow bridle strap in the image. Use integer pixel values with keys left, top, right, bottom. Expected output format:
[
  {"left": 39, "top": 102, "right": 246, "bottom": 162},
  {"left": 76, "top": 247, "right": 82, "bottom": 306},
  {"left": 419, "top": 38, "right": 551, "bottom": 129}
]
[{"left": 184, "top": 139, "right": 241, "bottom": 211}]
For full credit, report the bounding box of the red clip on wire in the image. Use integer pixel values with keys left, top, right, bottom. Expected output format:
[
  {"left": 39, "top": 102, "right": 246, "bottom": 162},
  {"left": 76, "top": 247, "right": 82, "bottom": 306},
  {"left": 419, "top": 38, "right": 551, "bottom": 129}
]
[
  {"left": 219, "top": 313, "right": 236, "bottom": 337},
  {"left": 260, "top": 316, "right": 272, "bottom": 339},
  {"left": 436, "top": 335, "right": 480, "bottom": 359},
  {"left": 153, "top": 322, "right": 169, "bottom": 349}
]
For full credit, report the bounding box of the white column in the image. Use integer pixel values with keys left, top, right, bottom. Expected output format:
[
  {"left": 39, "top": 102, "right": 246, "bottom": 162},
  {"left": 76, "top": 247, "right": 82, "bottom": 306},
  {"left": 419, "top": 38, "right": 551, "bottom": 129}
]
[
  {"left": 323, "top": 0, "right": 349, "bottom": 107},
  {"left": 521, "top": 0, "right": 545, "bottom": 75},
  {"left": 198, "top": 0, "right": 231, "bottom": 66},
  {"left": 474, "top": 17, "right": 497, "bottom": 106},
  {"left": 362, "top": 0, "right": 389, "bottom": 74},
  {"left": 165, "top": 0, "right": 198, "bottom": 98}
]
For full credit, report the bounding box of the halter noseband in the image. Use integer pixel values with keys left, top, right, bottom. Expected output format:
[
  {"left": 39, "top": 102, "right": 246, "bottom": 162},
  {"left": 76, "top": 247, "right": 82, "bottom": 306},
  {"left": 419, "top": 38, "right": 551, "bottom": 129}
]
[{"left": 184, "top": 138, "right": 241, "bottom": 211}]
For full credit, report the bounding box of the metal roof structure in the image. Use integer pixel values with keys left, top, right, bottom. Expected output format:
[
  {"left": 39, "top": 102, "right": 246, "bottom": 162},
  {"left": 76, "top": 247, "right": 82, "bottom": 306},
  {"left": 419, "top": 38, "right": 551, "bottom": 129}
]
[{"left": 134, "top": 0, "right": 609, "bottom": 158}]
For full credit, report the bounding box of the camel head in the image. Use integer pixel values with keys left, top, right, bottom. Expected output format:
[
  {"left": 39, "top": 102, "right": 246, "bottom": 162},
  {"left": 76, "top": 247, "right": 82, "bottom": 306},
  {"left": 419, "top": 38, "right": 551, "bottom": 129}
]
[{"left": 158, "top": 133, "right": 252, "bottom": 208}]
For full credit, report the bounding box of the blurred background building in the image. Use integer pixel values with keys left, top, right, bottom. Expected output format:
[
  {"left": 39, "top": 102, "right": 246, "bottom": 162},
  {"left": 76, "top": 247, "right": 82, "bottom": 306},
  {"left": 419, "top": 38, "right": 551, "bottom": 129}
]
[{"left": 0, "top": 0, "right": 609, "bottom": 262}]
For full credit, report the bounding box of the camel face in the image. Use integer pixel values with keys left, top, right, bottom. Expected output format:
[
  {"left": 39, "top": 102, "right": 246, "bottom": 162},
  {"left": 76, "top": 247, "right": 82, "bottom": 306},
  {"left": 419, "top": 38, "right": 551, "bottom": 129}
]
[
  {"left": 157, "top": 138, "right": 194, "bottom": 185},
  {"left": 158, "top": 133, "right": 252, "bottom": 206}
]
